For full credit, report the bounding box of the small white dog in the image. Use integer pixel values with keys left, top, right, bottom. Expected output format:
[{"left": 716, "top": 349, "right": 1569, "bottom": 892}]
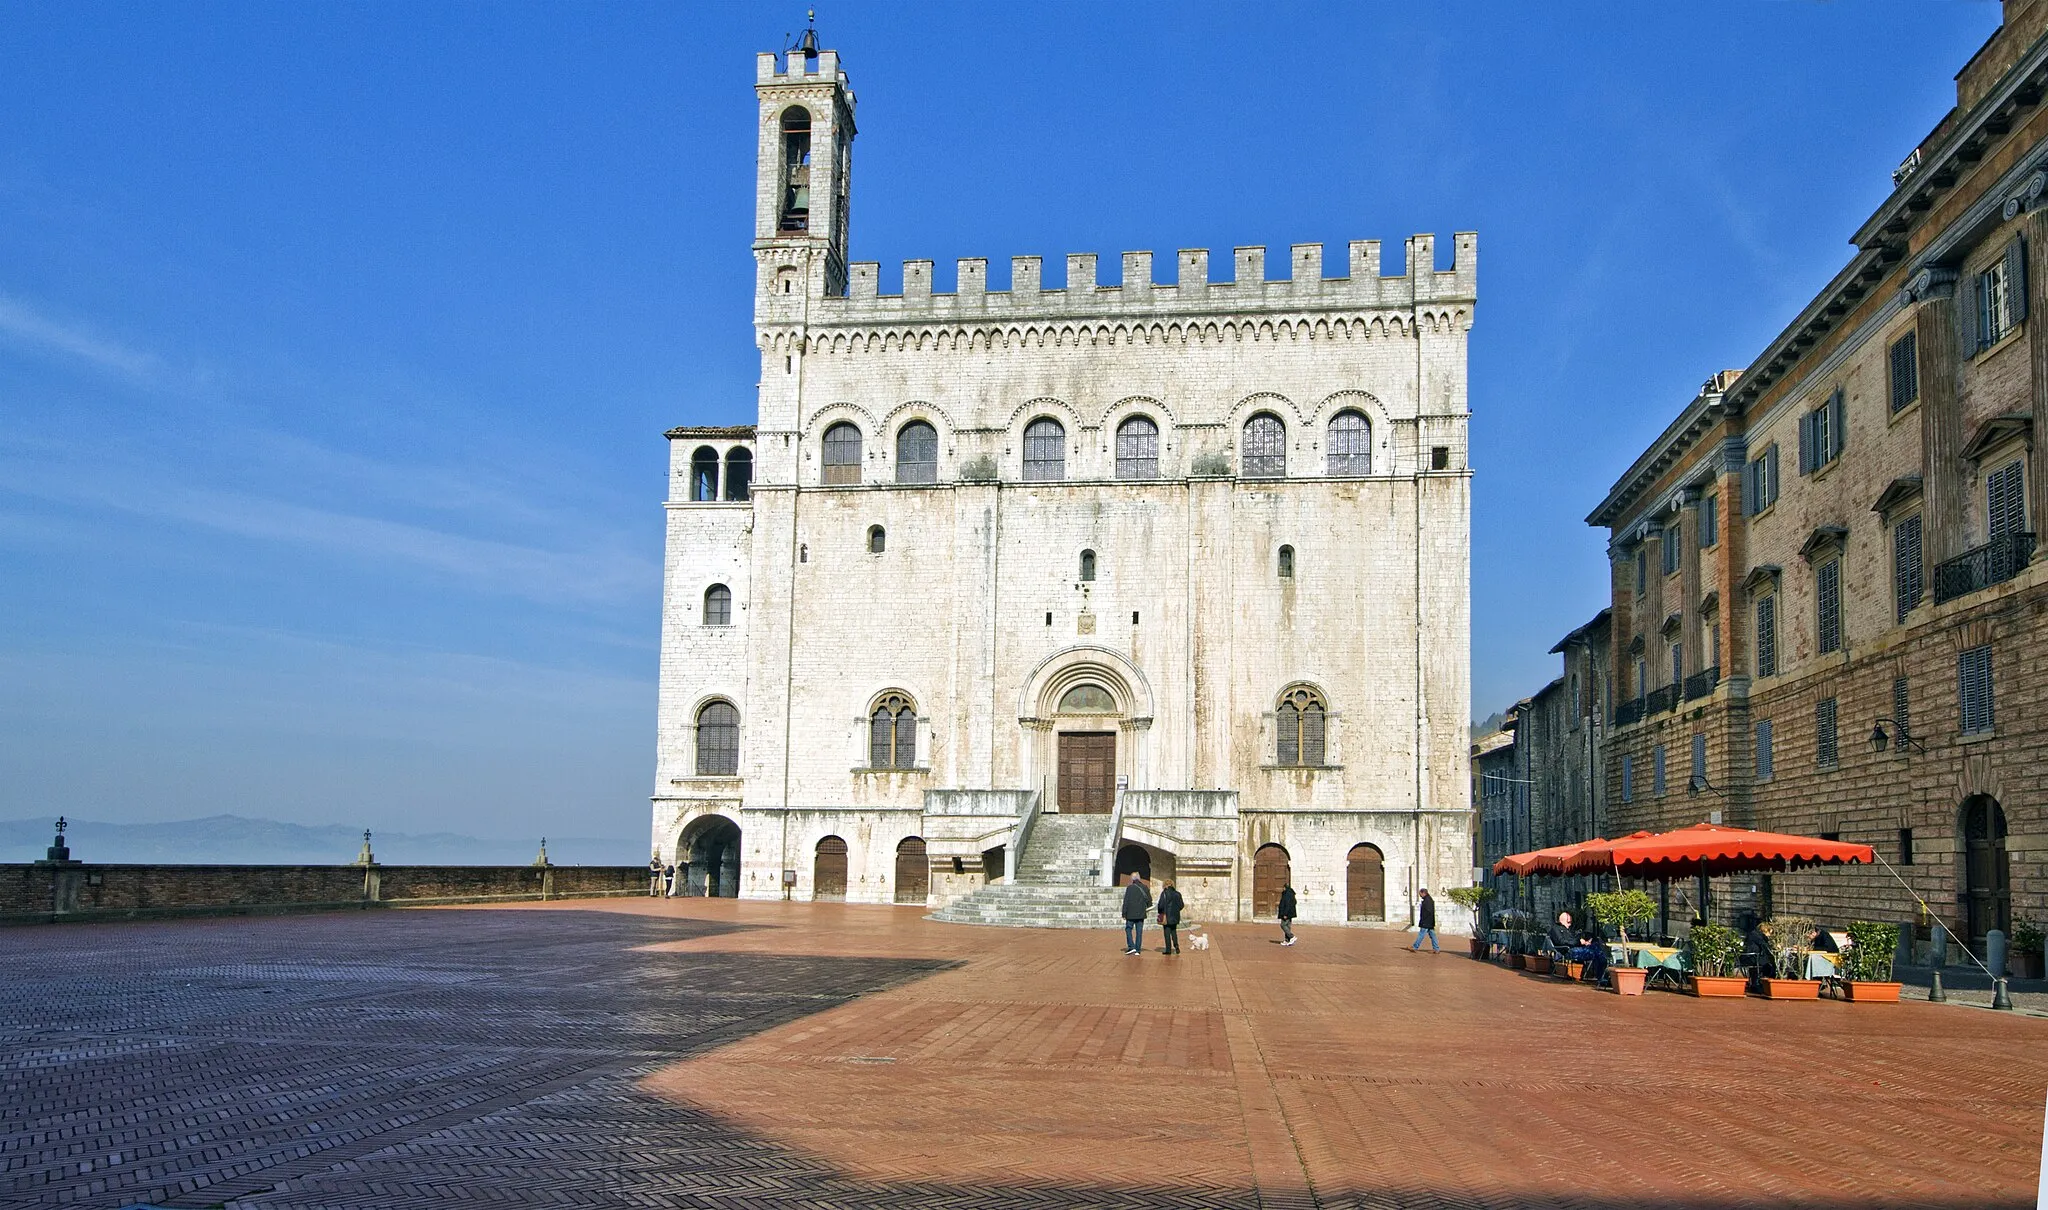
[{"left": 1188, "top": 929, "right": 1211, "bottom": 951}]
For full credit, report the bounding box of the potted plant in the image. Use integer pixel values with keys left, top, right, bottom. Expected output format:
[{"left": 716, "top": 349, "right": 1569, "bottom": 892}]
[
  {"left": 1684, "top": 921, "right": 1746, "bottom": 997},
  {"left": 1444, "top": 886, "right": 1494, "bottom": 959},
  {"left": 1841, "top": 921, "right": 1903, "bottom": 1002},
  {"left": 2011, "top": 919, "right": 2045, "bottom": 980},
  {"left": 1587, "top": 889, "right": 1657, "bottom": 996},
  {"left": 1757, "top": 916, "right": 1822, "bottom": 998}
]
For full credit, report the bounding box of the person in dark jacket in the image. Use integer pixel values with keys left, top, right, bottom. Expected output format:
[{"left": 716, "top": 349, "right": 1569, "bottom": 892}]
[
  {"left": 1409, "top": 888, "right": 1439, "bottom": 952},
  {"left": 1549, "top": 910, "right": 1606, "bottom": 982},
  {"left": 1277, "top": 885, "right": 1298, "bottom": 945},
  {"left": 1121, "top": 872, "right": 1152, "bottom": 956},
  {"left": 1156, "top": 879, "right": 1185, "bottom": 955}
]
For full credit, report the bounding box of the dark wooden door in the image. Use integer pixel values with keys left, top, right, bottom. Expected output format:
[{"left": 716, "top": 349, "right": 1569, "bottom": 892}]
[
  {"left": 1963, "top": 798, "right": 2009, "bottom": 942},
  {"left": 1057, "top": 732, "right": 1116, "bottom": 813},
  {"left": 1252, "top": 844, "right": 1290, "bottom": 918},
  {"left": 894, "top": 836, "right": 928, "bottom": 904},
  {"left": 814, "top": 835, "right": 848, "bottom": 901},
  {"left": 1347, "top": 844, "right": 1384, "bottom": 921}
]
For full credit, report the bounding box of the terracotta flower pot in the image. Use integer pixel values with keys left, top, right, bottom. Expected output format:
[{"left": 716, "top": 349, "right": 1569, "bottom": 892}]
[
  {"left": 2014, "top": 951, "right": 2045, "bottom": 980},
  {"left": 1690, "top": 975, "right": 1747, "bottom": 997},
  {"left": 1565, "top": 961, "right": 1586, "bottom": 981},
  {"left": 1611, "top": 967, "right": 1648, "bottom": 996},
  {"left": 1843, "top": 981, "right": 1902, "bottom": 1002},
  {"left": 1509, "top": 953, "right": 1527, "bottom": 970},
  {"left": 1469, "top": 938, "right": 1487, "bottom": 959},
  {"left": 1761, "top": 978, "right": 1822, "bottom": 1000},
  {"left": 1526, "top": 954, "right": 1552, "bottom": 975}
]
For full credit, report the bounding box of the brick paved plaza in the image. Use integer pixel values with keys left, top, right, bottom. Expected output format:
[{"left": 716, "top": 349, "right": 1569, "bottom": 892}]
[{"left": 2, "top": 901, "right": 2042, "bottom": 1209}]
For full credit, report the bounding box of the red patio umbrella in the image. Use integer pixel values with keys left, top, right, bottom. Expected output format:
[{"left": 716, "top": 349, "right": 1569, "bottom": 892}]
[
  {"left": 1560, "top": 822, "right": 1875, "bottom": 878},
  {"left": 1492, "top": 838, "right": 1612, "bottom": 878}
]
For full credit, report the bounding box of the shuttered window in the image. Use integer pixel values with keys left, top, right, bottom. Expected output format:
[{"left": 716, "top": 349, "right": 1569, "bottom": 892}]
[
  {"left": 1755, "top": 594, "right": 1778, "bottom": 678},
  {"left": 1700, "top": 492, "right": 1719, "bottom": 548},
  {"left": 1893, "top": 676, "right": 1911, "bottom": 746},
  {"left": 1889, "top": 331, "right": 1919, "bottom": 413},
  {"left": 1621, "top": 754, "right": 1633, "bottom": 803},
  {"left": 1816, "top": 559, "right": 1842, "bottom": 654},
  {"left": 1959, "top": 645, "right": 1995, "bottom": 735},
  {"left": 1690, "top": 733, "right": 1707, "bottom": 784},
  {"left": 1970, "top": 238, "right": 2028, "bottom": 351},
  {"left": 1816, "top": 697, "right": 1838, "bottom": 769},
  {"left": 1988, "top": 460, "right": 2027, "bottom": 538},
  {"left": 1798, "top": 390, "right": 1847, "bottom": 474},
  {"left": 1893, "top": 515, "right": 1923, "bottom": 623},
  {"left": 1662, "top": 527, "right": 1681, "bottom": 575},
  {"left": 1670, "top": 642, "right": 1683, "bottom": 685},
  {"left": 1755, "top": 720, "right": 1774, "bottom": 781},
  {"left": 1653, "top": 745, "right": 1667, "bottom": 795},
  {"left": 1744, "top": 444, "right": 1779, "bottom": 515}
]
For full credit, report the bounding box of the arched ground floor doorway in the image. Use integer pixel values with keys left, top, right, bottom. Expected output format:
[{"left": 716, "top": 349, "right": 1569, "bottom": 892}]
[
  {"left": 1347, "top": 843, "right": 1385, "bottom": 921},
  {"left": 1252, "top": 843, "right": 1290, "bottom": 919},
  {"left": 1114, "top": 841, "right": 1175, "bottom": 885},
  {"left": 678, "top": 815, "right": 740, "bottom": 898},
  {"left": 1963, "top": 795, "right": 2010, "bottom": 944},
  {"left": 814, "top": 835, "right": 848, "bottom": 901},
  {"left": 894, "top": 836, "right": 929, "bottom": 904}
]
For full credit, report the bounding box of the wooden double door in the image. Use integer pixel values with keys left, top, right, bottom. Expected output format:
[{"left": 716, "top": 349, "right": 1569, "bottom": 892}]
[{"left": 1057, "top": 731, "right": 1116, "bottom": 813}]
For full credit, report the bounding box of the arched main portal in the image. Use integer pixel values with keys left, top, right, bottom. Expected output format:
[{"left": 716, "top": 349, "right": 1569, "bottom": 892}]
[
  {"left": 1347, "top": 843, "right": 1386, "bottom": 922},
  {"left": 677, "top": 815, "right": 740, "bottom": 898},
  {"left": 1962, "top": 795, "right": 2010, "bottom": 943},
  {"left": 1252, "top": 843, "right": 1291, "bottom": 919},
  {"left": 814, "top": 835, "right": 849, "bottom": 901},
  {"left": 894, "top": 836, "right": 929, "bottom": 904}
]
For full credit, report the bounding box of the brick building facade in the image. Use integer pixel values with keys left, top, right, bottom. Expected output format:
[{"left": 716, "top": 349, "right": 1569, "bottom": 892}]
[{"left": 1590, "top": 3, "right": 2048, "bottom": 944}]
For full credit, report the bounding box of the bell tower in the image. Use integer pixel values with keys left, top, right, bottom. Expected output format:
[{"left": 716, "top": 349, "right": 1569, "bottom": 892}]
[{"left": 754, "top": 19, "right": 855, "bottom": 315}]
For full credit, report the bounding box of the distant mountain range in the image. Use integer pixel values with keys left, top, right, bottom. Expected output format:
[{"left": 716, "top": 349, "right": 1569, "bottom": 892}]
[{"left": 0, "top": 814, "right": 639, "bottom": 867}]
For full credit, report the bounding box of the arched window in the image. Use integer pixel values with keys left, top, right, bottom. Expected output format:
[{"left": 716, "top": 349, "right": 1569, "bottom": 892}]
[
  {"left": 897, "top": 421, "right": 938, "bottom": 484},
  {"left": 1275, "top": 686, "right": 1327, "bottom": 767},
  {"left": 1022, "top": 417, "right": 1066, "bottom": 481},
  {"left": 703, "top": 584, "right": 732, "bottom": 626},
  {"left": 778, "top": 107, "right": 811, "bottom": 232},
  {"left": 1327, "top": 410, "right": 1371, "bottom": 476},
  {"left": 690, "top": 446, "right": 719, "bottom": 501},
  {"left": 695, "top": 701, "right": 739, "bottom": 776},
  {"left": 1243, "top": 413, "right": 1286, "bottom": 478},
  {"left": 1278, "top": 545, "right": 1295, "bottom": 578},
  {"left": 868, "top": 525, "right": 886, "bottom": 554},
  {"left": 1079, "top": 549, "right": 1097, "bottom": 581},
  {"left": 822, "top": 422, "right": 863, "bottom": 485},
  {"left": 723, "top": 448, "right": 753, "bottom": 500},
  {"left": 869, "top": 692, "right": 917, "bottom": 769},
  {"left": 1115, "top": 416, "right": 1159, "bottom": 480}
]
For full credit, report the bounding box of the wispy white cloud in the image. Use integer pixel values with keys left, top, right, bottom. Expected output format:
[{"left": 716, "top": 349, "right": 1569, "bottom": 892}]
[{"left": 0, "top": 293, "right": 159, "bottom": 381}]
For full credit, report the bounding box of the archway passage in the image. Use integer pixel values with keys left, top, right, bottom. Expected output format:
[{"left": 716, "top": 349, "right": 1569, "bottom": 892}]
[
  {"left": 1114, "top": 843, "right": 1152, "bottom": 882},
  {"left": 1347, "top": 843, "right": 1385, "bottom": 922},
  {"left": 1253, "top": 843, "right": 1291, "bottom": 919},
  {"left": 894, "top": 836, "right": 928, "bottom": 904},
  {"left": 814, "top": 835, "right": 848, "bottom": 901},
  {"left": 678, "top": 816, "right": 741, "bottom": 898},
  {"left": 1963, "top": 796, "right": 2009, "bottom": 943}
]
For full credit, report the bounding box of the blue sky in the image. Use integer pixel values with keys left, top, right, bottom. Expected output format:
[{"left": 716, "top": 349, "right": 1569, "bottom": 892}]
[{"left": 0, "top": 3, "right": 2002, "bottom": 842}]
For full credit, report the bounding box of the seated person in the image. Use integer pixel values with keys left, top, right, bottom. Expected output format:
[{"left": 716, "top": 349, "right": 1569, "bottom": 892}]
[
  {"left": 1550, "top": 910, "right": 1607, "bottom": 983},
  {"left": 1740, "top": 917, "right": 1776, "bottom": 981}
]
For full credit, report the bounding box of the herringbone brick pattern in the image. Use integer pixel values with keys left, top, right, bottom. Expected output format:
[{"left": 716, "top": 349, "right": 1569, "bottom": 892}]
[{"left": 2, "top": 898, "right": 2041, "bottom": 1209}]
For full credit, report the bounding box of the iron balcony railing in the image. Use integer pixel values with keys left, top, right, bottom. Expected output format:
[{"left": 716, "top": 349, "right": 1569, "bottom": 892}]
[
  {"left": 1684, "top": 666, "right": 1721, "bottom": 701},
  {"left": 1933, "top": 532, "right": 2036, "bottom": 604},
  {"left": 1645, "top": 684, "right": 1682, "bottom": 717},
  {"left": 1613, "top": 698, "right": 1646, "bottom": 728}
]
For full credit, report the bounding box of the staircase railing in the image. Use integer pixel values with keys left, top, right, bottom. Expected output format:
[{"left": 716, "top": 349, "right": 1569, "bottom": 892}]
[
  {"left": 1007, "top": 788, "right": 1043, "bottom": 884},
  {"left": 1099, "top": 786, "right": 1127, "bottom": 888}
]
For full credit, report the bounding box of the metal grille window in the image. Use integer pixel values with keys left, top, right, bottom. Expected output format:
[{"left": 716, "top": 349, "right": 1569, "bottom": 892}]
[
  {"left": 1755, "top": 720, "right": 1774, "bottom": 782},
  {"left": 868, "top": 693, "right": 917, "bottom": 769},
  {"left": 1690, "top": 733, "right": 1706, "bottom": 784},
  {"left": 1275, "top": 686, "right": 1327, "bottom": 767},
  {"left": 1326, "top": 410, "right": 1371, "bottom": 476},
  {"left": 1959, "top": 645, "right": 1995, "bottom": 735},
  {"left": 1743, "top": 444, "right": 1779, "bottom": 515},
  {"left": 1114, "top": 416, "right": 1159, "bottom": 480},
  {"left": 1816, "top": 697, "right": 1838, "bottom": 769},
  {"left": 1893, "top": 676, "right": 1911, "bottom": 746},
  {"left": 1653, "top": 745, "right": 1667, "bottom": 795},
  {"left": 1889, "top": 331, "right": 1919, "bottom": 413},
  {"left": 1662, "top": 527, "right": 1681, "bottom": 575},
  {"left": 1798, "top": 389, "right": 1846, "bottom": 474},
  {"left": 1988, "top": 460, "right": 2027, "bottom": 538},
  {"left": 1700, "top": 492, "right": 1719, "bottom": 548},
  {"left": 1893, "top": 515, "right": 1923, "bottom": 622},
  {"left": 1621, "top": 755, "right": 1633, "bottom": 803},
  {"left": 1022, "top": 417, "right": 1066, "bottom": 481},
  {"left": 821, "top": 422, "right": 863, "bottom": 485},
  {"left": 703, "top": 584, "right": 731, "bottom": 627},
  {"left": 1242, "top": 413, "right": 1286, "bottom": 478},
  {"left": 695, "top": 702, "right": 739, "bottom": 776},
  {"left": 1816, "top": 559, "right": 1842, "bottom": 654},
  {"left": 1755, "top": 594, "right": 1778, "bottom": 678},
  {"left": 895, "top": 421, "right": 938, "bottom": 484}
]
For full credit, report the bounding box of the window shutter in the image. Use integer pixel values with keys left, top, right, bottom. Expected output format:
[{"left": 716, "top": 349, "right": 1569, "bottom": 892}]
[
  {"left": 1816, "top": 698, "right": 1837, "bottom": 768},
  {"left": 1755, "top": 594, "right": 1777, "bottom": 678},
  {"left": 1755, "top": 720, "right": 1774, "bottom": 781},
  {"left": 1797, "top": 410, "right": 1815, "bottom": 475},
  {"left": 1959, "top": 645, "right": 1994, "bottom": 735},
  {"left": 1765, "top": 445, "right": 1779, "bottom": 506},
  {"left": 1621, "top": 755, "right": 1633, "bottom": 802},
  {"left": 1743, "top": 459, "right": 1759, "bottom": 515},
  {"left": 1829, "top": 389, "right": 1847, "bottom": 459},
  {"left": 1690, "top": 733, "right": 1706, "bottom": 782},
  {"left": 1893, "top": 515, "right": 1923, "bottom": 622},
  {"left": 1960, "top": 274, "right": 1981, "bottom": 352},
  {"left": 1890, "top": 332, "right": 1919, "bottom": 412},
  {"left": 1653, "top": 746, "right": 1666, "bottom": 795},
  {"left": 1892, "top": 676, "right": 1911, "bottom": 745},
  {"left": 1988, "top": 461, "right": 2026, "bottom": 537},
  {"left": 2008, "top": 237, "right": 2029, "bottom": 324}
]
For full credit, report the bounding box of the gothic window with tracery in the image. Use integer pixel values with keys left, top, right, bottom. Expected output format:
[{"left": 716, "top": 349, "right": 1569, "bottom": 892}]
[
  {"left": 1275, "top": 686, "right": 1327, "bottom": 766},
  {"left": 869, "top": 693, "right": 917, "bottom": 769}
]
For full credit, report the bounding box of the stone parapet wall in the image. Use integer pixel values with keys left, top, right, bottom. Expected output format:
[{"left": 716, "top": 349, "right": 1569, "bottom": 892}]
[{"left": 0, "top": 863, "right": 650, "bottom": 925}]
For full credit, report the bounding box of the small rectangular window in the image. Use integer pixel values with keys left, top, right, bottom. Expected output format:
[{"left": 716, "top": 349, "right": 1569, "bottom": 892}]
[
  {"left": 1816, "top": 559, "right": 1842, "bottom": 654},
  {"left": 1893, "top": 515, "right": 1923, "bottom": 623},
  {"left": 1744, "top": 444, "right": 1779, "bottom": 515},
  {"left": 1755, "top": 720, "right": 1774, "bottom": 781},
  {"left": 1700, "top": 492, "right": 1719, "bottom": 548},
  {"left": 1621, "top": 754, "right": 1634, "bottom": 803},
  {"left": 1755, "top": 594, "right": 1778, "bottom": 678},
  {"left": 1889, "top": 331, "right": 1919, "bottom": 413},
  {"left": 1798, "top": 390, "right": 1846, "bottom": 475},
  {"left": 1815, "top": 697, "right": 1838, "bottom": 770},
  {"left": 1430, "top": 445, "right": 1450, "bottom": 470},
  {"left": 1988, "top": 460, "right": 2027, "bottom": 538},
  {"left": 1899, "top": 827, "right": 1914, "bottom": 866},
  {"left": 1652, "top": 745, "right": 1666, "bottom": 795},
  {"left": 1959, "top": 644, "right": 1994, "bottom": 735}
]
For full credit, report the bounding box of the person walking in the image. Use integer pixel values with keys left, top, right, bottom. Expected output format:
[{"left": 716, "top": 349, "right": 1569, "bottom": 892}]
[
  {"left": 1121, "top": 872, "right": 1152, "bottom": 956},
  {"left": 1410, "top": 887, "right": 1439, "bottom": 953},
  {"left": 1277, "top": 885, "right": 1298, "bottom": 946},
  {"left": 1157, "top": 879, "right": 1185, "bottom": 955}
]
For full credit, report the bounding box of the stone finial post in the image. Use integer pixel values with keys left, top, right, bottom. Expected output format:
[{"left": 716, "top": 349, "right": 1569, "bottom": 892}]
[
  {"left": 533, "top": 838, "right": 551, "bottom": 868},
  {"left": 355, "top": 830, "right": 376, "bottom": 866},
  {"left": 46, "top": 816, "right": 73, "bottom": 864}
]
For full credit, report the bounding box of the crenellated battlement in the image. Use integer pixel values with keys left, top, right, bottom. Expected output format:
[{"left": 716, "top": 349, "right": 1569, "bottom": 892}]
[
  {"left": 756, "top": 48, "right": 849, "bottom": 87},
  {"left": 798, "top": 234, "right": 1474, "bottom": 326}
]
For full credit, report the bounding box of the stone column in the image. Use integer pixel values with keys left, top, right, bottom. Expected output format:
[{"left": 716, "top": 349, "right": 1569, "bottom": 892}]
[
  {"left": 2029, "top": 209, "right": 2048, "bottom": 555},
  {"left": 1911, "top": 269, "right": 1966, "bottom": 563},
  {"left": 1680, "top": 489, "right": 1704, "bottom": 683}
]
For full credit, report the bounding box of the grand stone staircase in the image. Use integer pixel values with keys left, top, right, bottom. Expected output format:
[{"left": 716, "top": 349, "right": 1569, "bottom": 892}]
[{"left": 929, "top": 814, "right": 1126, "bottom": 929}]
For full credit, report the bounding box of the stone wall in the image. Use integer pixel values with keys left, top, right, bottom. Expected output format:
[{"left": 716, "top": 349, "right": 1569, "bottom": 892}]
[{"left": 0, "top": 863, "right": 649, "bottom": 925}]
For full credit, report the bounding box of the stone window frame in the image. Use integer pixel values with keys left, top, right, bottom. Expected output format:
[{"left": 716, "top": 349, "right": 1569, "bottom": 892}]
[
  {"left": 1325, "top": 409, "right": 1372, "bottom": 477},
  {"left": 866, "top": 691, "right": 919, "bottom": 771},
  {"left": 1021, "top": 416, "right": 1067, "bottom": 482},
  {"left": 695, "top": 700, "right": 741, "bottom": 777},
  {"left": 1242, "top": 412, "right": 1287, "bottom": 479},
  {"left": 1114, "top": 415, "right": 1160, "bottom": 481},
  {"left": 703, "top": 583, "right": 732, "bottom": 627},
  {"left": 895, "top": 420, "right": 939, "bottom": 485}
]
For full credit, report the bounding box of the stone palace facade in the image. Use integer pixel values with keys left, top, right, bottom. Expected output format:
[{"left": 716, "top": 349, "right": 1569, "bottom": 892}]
[{"left": 650, "top": 38, "right": 1477, "bottom": 927}]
